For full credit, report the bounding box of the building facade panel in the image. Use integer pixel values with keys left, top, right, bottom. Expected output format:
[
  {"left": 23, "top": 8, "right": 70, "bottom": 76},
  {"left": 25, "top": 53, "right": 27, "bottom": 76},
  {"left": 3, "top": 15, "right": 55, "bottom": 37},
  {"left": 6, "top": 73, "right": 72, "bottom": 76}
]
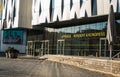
[
  {"left": 1, "top": 0, "right": 32, "bottom": 29},
  {"left": 32, "top": 0, "right": 118, "bottom": 26},
  {"left": 19, "top": 0, "right": 32, "bottom": 28},
  {"left": 2, "top": 0, "right": 19, "bottom": 29}
]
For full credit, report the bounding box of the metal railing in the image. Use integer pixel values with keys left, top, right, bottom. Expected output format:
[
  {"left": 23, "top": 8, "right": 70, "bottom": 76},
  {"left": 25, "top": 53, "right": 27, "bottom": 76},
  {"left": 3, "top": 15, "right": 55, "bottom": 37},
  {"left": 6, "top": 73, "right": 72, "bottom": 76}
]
[{"left": 112, "top": 51, "right": 120, "bottom": 59}]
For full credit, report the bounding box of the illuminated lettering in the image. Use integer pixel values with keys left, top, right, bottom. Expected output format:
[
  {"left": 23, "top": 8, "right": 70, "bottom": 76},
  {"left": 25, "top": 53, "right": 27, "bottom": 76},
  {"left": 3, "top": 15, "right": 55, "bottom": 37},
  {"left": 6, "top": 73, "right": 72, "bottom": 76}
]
[
  {"left": 61, "top": 32, "right": 106, "bottom": 39},
  {"left": 85, "top": 32, "right": 105, "bottom": 37},
  {"left": 61, "top": 34, "right": 72, "bottom": 39},
  {"left": 73, "top": 34, "right": 86, "bottom": 38}
]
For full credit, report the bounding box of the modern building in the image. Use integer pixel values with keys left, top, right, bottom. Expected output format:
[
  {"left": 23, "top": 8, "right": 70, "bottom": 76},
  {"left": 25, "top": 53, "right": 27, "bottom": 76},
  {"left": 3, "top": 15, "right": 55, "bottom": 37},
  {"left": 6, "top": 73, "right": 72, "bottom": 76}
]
[
  {"left": 0, "top": 0, "right": 32, "bottom": 53},
  {"left": 1, "top": 0, "right": 120, "bottom": 57}
]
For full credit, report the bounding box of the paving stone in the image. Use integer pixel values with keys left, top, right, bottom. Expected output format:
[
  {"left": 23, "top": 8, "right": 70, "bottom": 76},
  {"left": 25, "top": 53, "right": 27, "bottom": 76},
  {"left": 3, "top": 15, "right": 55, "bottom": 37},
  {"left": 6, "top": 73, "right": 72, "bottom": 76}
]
[{"left": 0, "top": 57, "right": 110, "bottom": 77}]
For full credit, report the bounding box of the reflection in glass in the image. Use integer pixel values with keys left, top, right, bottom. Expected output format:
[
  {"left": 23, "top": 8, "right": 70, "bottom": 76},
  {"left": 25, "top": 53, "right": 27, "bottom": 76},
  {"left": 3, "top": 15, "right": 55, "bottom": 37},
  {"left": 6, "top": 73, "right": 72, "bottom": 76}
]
[{"left": 45, "top": 21, "right": 107, "bottom": 56}]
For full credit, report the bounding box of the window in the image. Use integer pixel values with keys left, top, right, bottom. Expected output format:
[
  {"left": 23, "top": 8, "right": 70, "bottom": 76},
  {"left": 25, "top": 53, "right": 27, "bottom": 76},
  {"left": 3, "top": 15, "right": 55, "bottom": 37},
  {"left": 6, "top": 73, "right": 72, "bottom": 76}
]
[
  {"left": 80, "top": 0, "right": 83, "bottom": 8},
  {"left": 52, "top": 0, "right": 54, "bottom": 9},
  {"left": 91, "top": 0, "right": 97, "bottom": 15}
]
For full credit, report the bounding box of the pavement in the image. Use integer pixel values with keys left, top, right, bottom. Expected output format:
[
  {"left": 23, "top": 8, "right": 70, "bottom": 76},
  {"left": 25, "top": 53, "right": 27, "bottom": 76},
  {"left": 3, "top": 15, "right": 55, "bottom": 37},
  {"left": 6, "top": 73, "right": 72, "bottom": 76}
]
[{"left": 0, "top": 55, "right": 115, "bottom": 77}]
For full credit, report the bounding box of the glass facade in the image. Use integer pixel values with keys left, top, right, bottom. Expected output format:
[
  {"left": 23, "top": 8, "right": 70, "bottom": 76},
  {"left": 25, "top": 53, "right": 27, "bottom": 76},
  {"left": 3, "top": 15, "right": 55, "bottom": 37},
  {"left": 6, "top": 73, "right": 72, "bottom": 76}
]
[
  {"left": 27, "top": 19, "right": 120, "bottom": 57},
  {"left": 28, "top": 0, "right": 120, "bottom": 57},
  {"left": 44, "top": 22, "right": 107, "bottom": 56},
  {"left": 91, "top": 0, "right": 97, "bottom": 15}
]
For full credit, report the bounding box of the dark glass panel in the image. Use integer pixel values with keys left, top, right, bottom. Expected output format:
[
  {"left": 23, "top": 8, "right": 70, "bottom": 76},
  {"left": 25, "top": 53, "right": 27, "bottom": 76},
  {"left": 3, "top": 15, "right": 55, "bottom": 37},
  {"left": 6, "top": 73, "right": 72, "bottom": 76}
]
[{"left": 91, "top": 0, "right": 97, "bottom": 15}]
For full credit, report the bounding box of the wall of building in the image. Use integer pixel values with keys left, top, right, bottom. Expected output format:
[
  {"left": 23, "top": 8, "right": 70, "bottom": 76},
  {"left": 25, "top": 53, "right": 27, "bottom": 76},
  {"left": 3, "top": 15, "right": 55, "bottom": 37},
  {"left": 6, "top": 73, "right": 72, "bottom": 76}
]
[
  {"left": 0, "top": 0, "right": 32, "bottom": 53},
  {"left": 19, "top": 0, "right": 32, "bottom": 28},
  {"left": 32, "top": 0, "right": 118, "bottom": 26},
  {"left": 0, "top": 30, "right": 27, "bottom": 53},
  {"left": 1, "top": 0, "right": 32, "bottom": 29},
  {"left": 2, "top": 0, "right": 19, "bottom": 29},
  {"left": 1, "top": 0, "right": 119, "bottom": 29}
]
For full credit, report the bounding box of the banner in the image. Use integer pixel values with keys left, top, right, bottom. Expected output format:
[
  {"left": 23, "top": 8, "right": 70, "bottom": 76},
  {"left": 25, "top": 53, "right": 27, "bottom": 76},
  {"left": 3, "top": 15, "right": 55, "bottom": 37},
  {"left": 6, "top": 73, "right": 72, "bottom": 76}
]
[{"left": 3, "top": 30, "right": 23, "bottom": 44}]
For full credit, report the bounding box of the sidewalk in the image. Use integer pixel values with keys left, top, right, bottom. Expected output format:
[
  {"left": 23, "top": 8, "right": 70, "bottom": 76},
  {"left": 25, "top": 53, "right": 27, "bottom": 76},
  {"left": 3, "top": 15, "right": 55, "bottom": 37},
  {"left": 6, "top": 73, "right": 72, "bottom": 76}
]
[
  {"left": 18, "top": 54, "right": 120, "bottom": 77},
  {"left": 40, "top": 55, "right": 120, "bottom": 77},
  {"left": 0, "top": 57, "right": 109, "bottom": 77},
  {"left": 1, "top": 54, "right": 119, "bottom": 77}
]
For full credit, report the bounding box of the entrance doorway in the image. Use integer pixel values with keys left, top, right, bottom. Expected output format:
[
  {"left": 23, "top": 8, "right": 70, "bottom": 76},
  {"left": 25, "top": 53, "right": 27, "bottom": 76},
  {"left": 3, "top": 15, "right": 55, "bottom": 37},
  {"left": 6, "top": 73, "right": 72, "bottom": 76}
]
[
  {"left": 26, "top": 40, "right": 49, "bottom": 56},
  {"left": 57, "top": 39, "right": 65, "bottom": 55},
  {"left": 99, "top": 38, "right": 107, "bottom": 57},
  {"left": 41, "top": 40, "right": 49, "bottom": 55},
  {"left": 26, "top": 41, "right": 42, "bottom": 56}
]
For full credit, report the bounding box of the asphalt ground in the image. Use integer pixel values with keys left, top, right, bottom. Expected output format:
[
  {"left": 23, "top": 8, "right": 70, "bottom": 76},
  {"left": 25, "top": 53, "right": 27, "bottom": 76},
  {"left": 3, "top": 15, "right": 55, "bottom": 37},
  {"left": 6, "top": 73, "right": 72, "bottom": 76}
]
[{"left": 0, "top": 58, "right": 113, "bottom": 77}]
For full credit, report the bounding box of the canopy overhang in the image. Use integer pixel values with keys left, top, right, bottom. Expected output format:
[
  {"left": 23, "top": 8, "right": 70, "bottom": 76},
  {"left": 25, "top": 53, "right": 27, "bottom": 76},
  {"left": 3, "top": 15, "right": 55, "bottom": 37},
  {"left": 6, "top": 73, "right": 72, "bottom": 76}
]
[{"left": 33, "top": 13, "right": 120, "bottom": 29}]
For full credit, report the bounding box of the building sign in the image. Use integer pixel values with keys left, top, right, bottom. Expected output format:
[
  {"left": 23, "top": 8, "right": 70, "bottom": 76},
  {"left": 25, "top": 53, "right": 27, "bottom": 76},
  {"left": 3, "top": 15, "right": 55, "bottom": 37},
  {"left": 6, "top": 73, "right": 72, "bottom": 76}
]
[
  {"left": 32, "top": 0, "right": 118, "bottom": 25},
  {"left": 61, "top": 32, "right": 105, "bottom": 39},
  {"left": 61, "top": 34, "right": 72, "bottom": 39},
  {"left": 3, "top": 29, "right": 23, "bottom": 44}
]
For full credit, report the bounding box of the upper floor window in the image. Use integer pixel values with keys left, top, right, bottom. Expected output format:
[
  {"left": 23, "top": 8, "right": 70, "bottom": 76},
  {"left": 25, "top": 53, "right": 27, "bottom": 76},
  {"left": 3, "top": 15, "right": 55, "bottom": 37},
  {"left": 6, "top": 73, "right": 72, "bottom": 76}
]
[
  {"left": 91, "top": 0, "right": 97, "bottom": 15},
  {"left": 52, "top": 0, "right": 54, "bottom": 9}
]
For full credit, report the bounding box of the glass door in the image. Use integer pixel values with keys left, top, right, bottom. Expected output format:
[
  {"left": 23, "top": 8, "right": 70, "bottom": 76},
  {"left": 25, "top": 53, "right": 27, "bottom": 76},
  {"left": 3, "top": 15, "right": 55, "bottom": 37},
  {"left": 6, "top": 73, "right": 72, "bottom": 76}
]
[
  {"left": 41, "top": 40, "right": 49, "bottom": 55},
  {"left": 99, "top": 38, "right": 107, "bottom": 57},
  {"left": 26, "top": 40, "right": 49, "bottom": 56},
  {"left": 26, "top": 41, "right": 35, "bottom": 56},
  {"left": 57, "top": 39, "right": 65, "bottom": 55}
]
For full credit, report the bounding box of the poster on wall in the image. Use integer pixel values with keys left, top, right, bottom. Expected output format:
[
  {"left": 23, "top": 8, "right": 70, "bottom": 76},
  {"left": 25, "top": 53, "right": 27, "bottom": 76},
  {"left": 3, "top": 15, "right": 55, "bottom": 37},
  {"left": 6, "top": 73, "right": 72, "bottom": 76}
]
[{"left": 3, "top": 29, "right": 23, "bottom": 44}]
